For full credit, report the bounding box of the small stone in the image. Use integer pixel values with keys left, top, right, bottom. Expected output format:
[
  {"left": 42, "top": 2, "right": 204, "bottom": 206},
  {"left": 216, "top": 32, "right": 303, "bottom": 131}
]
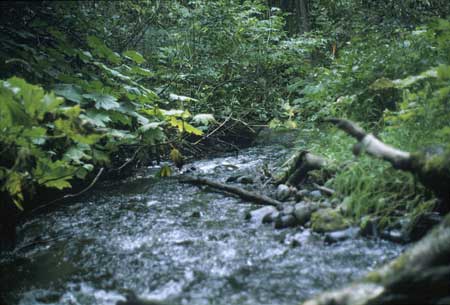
[
  {"left": 263, "top": 211, "right": 280, "bottom": 223},
  {"left": 247, "top": 206, "right": 278, "bottom": 224},
  {"left": 282, "top": 205, "right": 295, "bottom": 215},
  {"left": 237, "top": 176, "right": 254, "bottom": 184},
  {"left": 309, "top": 190, "right": 322, "bottom": 198},
  {"left": 190, "top": 211, "right": 202, "bottom": 218},
  {"left": 276, "top": 184, "right": 291, "bottom": 201},
  {"left": 324, "top": 227, "right": 360, "bottom": 244},
  {"left": 293, "top": 202, "right": 317, "bottom": 226},
  {"left": 295, "top": 189, "right": 309, "bottom": 201},
  {"left": 286, "top": 230, "right": 313, "bottom": 247},
  {"left": 226, "top": 175, "right": 242, "bottom": 183},
  {"left": 274, "top": 215, "right": 298, "bottom": 229},
  {"left": 380, "top": 229, "right": 408, "bottom": 244}
]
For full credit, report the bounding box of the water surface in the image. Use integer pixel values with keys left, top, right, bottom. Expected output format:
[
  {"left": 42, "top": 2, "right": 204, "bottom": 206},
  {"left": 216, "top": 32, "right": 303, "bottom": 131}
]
[{"left": 0, "top": 145, "right": 403, "bottom": 305}]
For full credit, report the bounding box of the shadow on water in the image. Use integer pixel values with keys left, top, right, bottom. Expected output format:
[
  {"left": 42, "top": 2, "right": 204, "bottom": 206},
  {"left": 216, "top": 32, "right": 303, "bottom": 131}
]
[{"left": 0, "top": 144, "right": 404, "bottom": 305}]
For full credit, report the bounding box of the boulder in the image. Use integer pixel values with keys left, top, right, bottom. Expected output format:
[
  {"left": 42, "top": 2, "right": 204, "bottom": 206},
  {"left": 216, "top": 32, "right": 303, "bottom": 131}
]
[
  {"left": 246, "top": 206, "right": 278, "bottom": 224},
  {"left": 310, "top": 208, "right": 351, "bottom": 233},
  {"left": 293, "top": 202, "right": 318, "bottom": 226}
]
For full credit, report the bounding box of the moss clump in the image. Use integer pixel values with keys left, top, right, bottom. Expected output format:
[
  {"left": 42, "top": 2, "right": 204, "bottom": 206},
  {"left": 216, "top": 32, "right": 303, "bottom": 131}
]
[{"left": 311, "top": 208, "right": 351, "bottom": 233}]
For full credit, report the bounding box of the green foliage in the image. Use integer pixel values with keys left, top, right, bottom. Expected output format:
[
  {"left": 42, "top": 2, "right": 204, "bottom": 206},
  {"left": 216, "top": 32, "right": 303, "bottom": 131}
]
[{"left": 0, "top": 2, "right": 214, "bottom": 210}]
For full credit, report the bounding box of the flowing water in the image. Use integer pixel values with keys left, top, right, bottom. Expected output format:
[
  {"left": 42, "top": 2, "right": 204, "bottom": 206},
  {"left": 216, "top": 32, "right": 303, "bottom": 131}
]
[{"left": 0, "top": 144, "right": 403, "bottom": 305}]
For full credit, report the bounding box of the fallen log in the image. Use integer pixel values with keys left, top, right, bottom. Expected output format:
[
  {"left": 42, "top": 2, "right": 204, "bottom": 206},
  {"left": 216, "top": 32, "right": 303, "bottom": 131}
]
[
  {"left": 273, "top": 150, "right": 329, "bottom": 186},
  {"left": 180, "top": 176, "right": 283, "bottom": 209},
  {"left": 328, "top": 118, "right": 450, "bottom": 211}
]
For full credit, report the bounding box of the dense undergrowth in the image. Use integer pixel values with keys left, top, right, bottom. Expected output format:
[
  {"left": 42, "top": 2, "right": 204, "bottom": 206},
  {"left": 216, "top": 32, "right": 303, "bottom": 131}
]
[{"left": 1, "top": 0, "right": 450, "bottom": 239}]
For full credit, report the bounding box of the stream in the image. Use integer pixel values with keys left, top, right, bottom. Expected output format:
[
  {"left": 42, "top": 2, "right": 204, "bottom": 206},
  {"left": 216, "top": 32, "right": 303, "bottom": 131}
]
[{"left": 0, "top": 144, "right": 404, "bottom": 305}]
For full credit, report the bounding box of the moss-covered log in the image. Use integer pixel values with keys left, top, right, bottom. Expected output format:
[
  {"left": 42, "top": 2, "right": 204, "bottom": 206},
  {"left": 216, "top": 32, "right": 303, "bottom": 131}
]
[
  {"left": 301, "top": 213, "right": 450, "bottom": 305},
  {"left": 328, "top": 118, "right": 450, "bottom": 211}
]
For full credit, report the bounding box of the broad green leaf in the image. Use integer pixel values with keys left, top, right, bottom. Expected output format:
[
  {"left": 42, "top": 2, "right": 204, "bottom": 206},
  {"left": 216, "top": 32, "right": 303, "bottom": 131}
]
[
  {"left": 81, "top": 110, "right": 112, "bottom": 127},
  {"left": 7, "top": 77, "right": 44, "bottom": 119},
  {"left": 87, "top": 36, "right": 121, "bottom": 64},
  {"left": 54, "top": 84, "right": 84, "bottom": 103},
  {"left": 130, "top": 66, "right": 154, "bottom": 77},
  {"left": 139, "top": 122, "right": 163, "bottom": 132},
  {"left": 123, "top": 50, "right": 145, "bottom": 64},
  {"left": 64, "top": 145, "right": 91, "bottom": 164},
  {"left": 169, "top": 117, "right": 203, "bottom": 135},
  {"left": 83, "top": 93, "right": 120, "bottom": 110}
]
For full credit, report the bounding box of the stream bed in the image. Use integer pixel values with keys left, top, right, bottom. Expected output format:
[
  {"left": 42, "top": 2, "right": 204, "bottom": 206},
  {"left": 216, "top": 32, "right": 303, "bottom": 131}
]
[{"left": 0, "top": 144, "right": 404, "bottom": 305}]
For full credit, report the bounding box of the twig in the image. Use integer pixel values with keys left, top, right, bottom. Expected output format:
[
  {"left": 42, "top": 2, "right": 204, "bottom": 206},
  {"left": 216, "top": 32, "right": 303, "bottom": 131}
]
[
  {"left": 27, "top": 168, "right": 104, "bottom": 215},
  {"left": 112, "top": 147, "right": 143, "bottom": 172},
  {"left": 230, "top": 117, "right": 256, "bottom": 133},
  {"left": 312, "top": 183, "right": 336, "bottom": 196},
  {"left": 193, "top": 113, "right": 233, "bottom": 145}
]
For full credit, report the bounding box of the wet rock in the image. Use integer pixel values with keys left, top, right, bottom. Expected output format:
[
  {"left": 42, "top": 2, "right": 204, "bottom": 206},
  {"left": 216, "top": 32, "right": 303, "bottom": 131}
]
[
  {"left": 262, "top": 211, "right": 280, "bottom": 224},
  {"left": 282, "top": 205, "right": 295, "bottom": 215},
  {"left": 310, "top": 208, "right": 351, "bottom": 233},
  {"left": 236, "top": 176, "right": 254, "bottom": 184},
  {"left": 295, "top": 189, "right": 309, "bottom": 201},
  {"left": 293, "top": 202, "right": 318, "bottom": 226},
  {"left": 276, "top": 184, "right": 291, "bottom": 201},
  {"left": 324, "top": 227, "right": 360, "bottom": 244},
  {"left": 330, "top": 198, "right": 340, "bottom": 208},
  {"left": 246, "top": 206, "right": 278, "bottom": 224},
  {"left": 225, "top": 174, "right": 241, "bottom": 183},
  {"left": 286, "top": 230, "right": 314, "bottom": 247},
  {"left": 380, "top": 229, "right": 409, "bottom": 244},
  {"left": 274, "top": 215, "right": 298, "bottom": 229},
  {"left": 190, "top": 211, "right": 202, "bottom": 218},
  {"left": 309, "top": 190, "right": 322, "bottom": 199},
  {"left": 117, "top": 294, "right": 168, "bottom": 305}
]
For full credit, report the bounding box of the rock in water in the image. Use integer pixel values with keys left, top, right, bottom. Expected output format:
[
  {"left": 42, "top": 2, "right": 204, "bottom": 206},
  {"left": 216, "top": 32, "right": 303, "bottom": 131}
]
[
  {"left": 324, "top": 227, "right": 360, "bottom": 244},
  {"left": 246, "top": 206, "right": 278, "bottom": 224},
  {"left": 274, "top": 215, "right": 298, "bottom": 229},
  {"left": 236, "top": 176, "right": 254, "bottom": 184},
  {"left": 263, "top": 211, "right": 280, "bottom": 224}
]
